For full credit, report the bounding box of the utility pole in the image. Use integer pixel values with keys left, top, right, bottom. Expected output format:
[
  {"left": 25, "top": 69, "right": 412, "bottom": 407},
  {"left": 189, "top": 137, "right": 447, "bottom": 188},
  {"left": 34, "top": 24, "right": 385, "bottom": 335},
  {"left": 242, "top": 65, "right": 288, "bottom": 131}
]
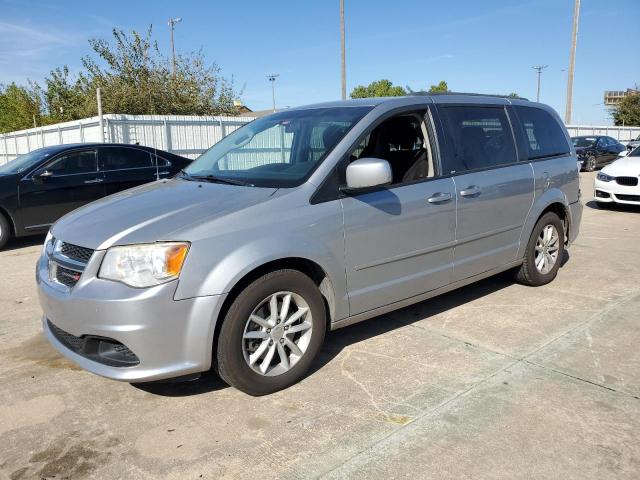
[
  {"left": 532, "top": 65, "right": 548, "bottom": 102},
  {"left": 96, "top": 87, "right": 105, "bottom": 143},
  {"left": 168, "top": 17, "right": 182, "bottom": 75},
  {"left": 267, "top": 74, "right": 279, "bottom": 111},
  {"left": 565, "top": 0, "right": 580, "bottom": 124},
  {"left": 340, "top": 0, "right": 346, "bottom": 100}
]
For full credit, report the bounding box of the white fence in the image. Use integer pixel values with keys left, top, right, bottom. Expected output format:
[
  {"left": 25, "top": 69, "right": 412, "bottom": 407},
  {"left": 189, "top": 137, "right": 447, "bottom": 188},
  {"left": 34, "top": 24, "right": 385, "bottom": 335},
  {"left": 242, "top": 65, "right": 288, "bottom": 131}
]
[
  {"left": 0, "top": 114, "right": 257, "bottom": 164},
  {"left": 1, "top": 113, "right": 639, "bottom": 165},
  {"left": 565, "top": 125, "right": 640, "bottom": 143}
]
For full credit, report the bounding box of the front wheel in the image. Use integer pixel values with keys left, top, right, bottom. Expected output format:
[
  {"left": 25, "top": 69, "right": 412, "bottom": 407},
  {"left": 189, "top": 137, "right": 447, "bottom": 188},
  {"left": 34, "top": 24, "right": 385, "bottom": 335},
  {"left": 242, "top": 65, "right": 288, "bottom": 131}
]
[
  {"left": 584, "top": 155, "right": 597, "bottom": 172},
  {"left": 216, "top": 269, "right": 326, "bottom": 396},
  {"left": 0, "top": 213, "right": 10, "bottom": 250},
  {"left": 515, "top": 212, "right": 565, "bottom": 286}
]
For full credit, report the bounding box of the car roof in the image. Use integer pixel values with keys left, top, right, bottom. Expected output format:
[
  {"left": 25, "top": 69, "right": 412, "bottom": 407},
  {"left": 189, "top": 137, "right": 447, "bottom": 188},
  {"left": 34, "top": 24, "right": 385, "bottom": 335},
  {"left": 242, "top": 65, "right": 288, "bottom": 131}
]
[
  {"left": 33, "top": 143, "right": 168, "bottom": 152},
  {"left": 287, "top": 93, "right": 556, "bottom": 112}
]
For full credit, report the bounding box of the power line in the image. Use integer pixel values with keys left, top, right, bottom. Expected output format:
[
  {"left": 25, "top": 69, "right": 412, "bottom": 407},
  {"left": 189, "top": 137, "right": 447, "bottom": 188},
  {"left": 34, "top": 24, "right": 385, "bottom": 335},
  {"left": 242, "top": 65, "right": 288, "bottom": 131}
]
[
  {"left": 168, "top": 17, "right": 182, "bottom": 75},
  {"left": 266, "top": 74, "right": 279, "bottom": 111},
  {"left": 532, "top": 65, "right": 548, "bottom": 102}
]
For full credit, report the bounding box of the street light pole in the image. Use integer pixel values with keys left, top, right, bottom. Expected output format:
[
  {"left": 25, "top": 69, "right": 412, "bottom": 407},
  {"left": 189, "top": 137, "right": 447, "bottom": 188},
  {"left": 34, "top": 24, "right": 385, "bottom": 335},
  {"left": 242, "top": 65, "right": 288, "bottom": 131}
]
[
  {"left": 340, "top": 0, "right": 346, "bottom": 100},
  {"left": 168, "top": 17, "right": 182, "bottom": 75},
  {"left": 532, "top": 65, "right": 548, "bottom": 102},
  {"left": 267, "top": 74, "right": 279, "bottom": 111},
  {"left": 565, "top": 0, "right": 580, "bottom": 124}
]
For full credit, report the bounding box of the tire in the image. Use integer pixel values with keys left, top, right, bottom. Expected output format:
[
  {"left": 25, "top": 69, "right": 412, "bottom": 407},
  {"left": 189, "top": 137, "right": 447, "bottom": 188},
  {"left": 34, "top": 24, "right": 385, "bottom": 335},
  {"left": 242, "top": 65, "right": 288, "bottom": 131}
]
[
  {"left": 514, "top": 212, "right": 565, "bottom": 287},
  {"left": 216, "top": 269, "right": 326, "bottom": 396},
  {"left": 0, "top": 213, "right": 10, "bottom": 250},
  {"left": 584, "top": 155, "right": 597, "bottom": 172}
]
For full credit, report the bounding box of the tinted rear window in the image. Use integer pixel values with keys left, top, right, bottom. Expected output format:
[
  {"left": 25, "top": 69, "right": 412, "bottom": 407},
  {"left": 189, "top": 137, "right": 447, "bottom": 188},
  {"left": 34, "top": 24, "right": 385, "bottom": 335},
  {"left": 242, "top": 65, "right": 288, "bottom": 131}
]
[
  {"left": 515, "top": 107, "right": 570, "bottom": 159},
  {"left": 439, "top": 106, "right": 517, "bottom": 173},
  {"left": 100, "top": 147, "right": 152, "bottom": 170}
]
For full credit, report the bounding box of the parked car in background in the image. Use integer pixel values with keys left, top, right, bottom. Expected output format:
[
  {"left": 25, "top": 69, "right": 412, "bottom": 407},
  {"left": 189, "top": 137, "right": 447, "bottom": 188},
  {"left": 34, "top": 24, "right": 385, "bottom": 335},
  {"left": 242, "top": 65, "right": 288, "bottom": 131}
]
[
  {"left": 37, "top": 95, "right": 582, "bottom": 395},
  {"left": 594, "top": 146, "right": 640, "bottom": 206},
  {"left": 572, "top": 136, "right": 627, "bottom": 172},
  {"left": 0, "top": 143, "right": 190, "bottom": 249},
  {"left": 626, "top": 134, "right": 640, "bottom": 152}
]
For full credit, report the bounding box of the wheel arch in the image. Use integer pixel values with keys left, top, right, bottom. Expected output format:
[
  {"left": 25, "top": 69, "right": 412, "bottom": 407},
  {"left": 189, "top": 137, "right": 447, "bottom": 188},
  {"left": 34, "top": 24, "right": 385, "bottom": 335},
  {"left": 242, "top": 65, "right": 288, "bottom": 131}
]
[
  {"left": 210, "top": 256, "right": 336, "bottom": 366},
  {"left": 518, "top": 189, "right": 570, "bottom": 259}
]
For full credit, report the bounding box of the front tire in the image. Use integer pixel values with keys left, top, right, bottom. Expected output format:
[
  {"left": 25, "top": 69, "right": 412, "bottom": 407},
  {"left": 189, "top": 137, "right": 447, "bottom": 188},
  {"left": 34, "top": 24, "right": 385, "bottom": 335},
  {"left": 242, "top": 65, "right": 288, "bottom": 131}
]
[
  {"left": 216, "top": 269, "right": 326, "bottom": 396},
  {"left": 515, "top": 212, "right": 565, "bottom": 286},
  {"left": 584, "top": 155, "right": 597, "bottom": 172},
  {"left": 0, "top": 213, "right": 10, "bottom": 250}
]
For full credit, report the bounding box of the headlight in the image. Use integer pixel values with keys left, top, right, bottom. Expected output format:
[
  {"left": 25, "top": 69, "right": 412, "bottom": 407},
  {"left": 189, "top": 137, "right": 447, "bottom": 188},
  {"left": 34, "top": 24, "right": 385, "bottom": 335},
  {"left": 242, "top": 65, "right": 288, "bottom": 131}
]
[
  {"left": 596, "top": 172, "right": 614, "bottom": 182},
  {"left": 99, "top": 242, "right": 189, "bottom": 288},
  {"left": 42, "top": 231, "right": 54, "bottom": 256}
]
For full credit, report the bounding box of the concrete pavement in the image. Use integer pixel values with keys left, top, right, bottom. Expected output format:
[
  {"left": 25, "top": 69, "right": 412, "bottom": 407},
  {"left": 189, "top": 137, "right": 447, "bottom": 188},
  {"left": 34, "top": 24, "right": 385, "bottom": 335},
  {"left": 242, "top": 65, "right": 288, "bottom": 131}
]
[{"left": 1, "top": 171, "right": 639, "bottom": 479}]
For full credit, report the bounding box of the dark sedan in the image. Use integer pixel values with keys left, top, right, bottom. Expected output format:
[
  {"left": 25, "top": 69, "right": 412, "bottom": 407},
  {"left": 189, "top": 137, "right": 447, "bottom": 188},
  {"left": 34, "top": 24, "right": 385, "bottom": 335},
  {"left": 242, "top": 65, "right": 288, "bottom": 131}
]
[
  {"left": 572, "top": 135, "right": 626, "bottom": 172},
  {"left": 0, "top": 143, "right": 191, "bottom": 249}
]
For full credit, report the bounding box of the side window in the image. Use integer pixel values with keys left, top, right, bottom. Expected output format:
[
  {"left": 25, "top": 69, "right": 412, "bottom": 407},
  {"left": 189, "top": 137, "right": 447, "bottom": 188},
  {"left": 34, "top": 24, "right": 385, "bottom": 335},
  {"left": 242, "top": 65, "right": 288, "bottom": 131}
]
[
  {"left": 514, "top": 106, "right": 570, "bottom": 160},
  {"left": 439, "top": 106, "right": 516, "bottom": 173},
  {"left": 45, "top": 150, "right": 97, "bottom": 175},
  {"left": 100, "top": 147, "right": 153, "bottom": 171},
  {"left": 596, "top": 137, "right": 607, "bottom": 148},
  {"left": 155, "top": 155, "right": 171, "bottom": 167},
  {"left": 347, "top": 111, "right": 433, "bottom": 184}
]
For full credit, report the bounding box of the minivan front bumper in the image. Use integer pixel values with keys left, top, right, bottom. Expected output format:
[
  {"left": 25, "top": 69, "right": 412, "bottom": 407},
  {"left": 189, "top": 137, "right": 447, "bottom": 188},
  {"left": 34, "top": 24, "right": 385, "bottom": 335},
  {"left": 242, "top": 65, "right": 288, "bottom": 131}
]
[{"left": 37, "top": 249, "right": 226, "bottom": 382}]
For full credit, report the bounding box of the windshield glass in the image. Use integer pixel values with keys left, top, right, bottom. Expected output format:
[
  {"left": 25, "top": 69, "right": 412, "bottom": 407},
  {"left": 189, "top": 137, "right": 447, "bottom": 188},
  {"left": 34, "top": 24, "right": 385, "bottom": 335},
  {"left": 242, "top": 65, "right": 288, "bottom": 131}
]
[
  {"left": 0, "top": 148, "right": 54, "bottom": 175},
  {"left": 185, "top": 106, "right": 372, "bottom": 187},
  {"left": 572, "top": 137, "right": 597, "bottom": 148},
  {"left": 629, "top": 146, "right": 640, "bottom": 157}
]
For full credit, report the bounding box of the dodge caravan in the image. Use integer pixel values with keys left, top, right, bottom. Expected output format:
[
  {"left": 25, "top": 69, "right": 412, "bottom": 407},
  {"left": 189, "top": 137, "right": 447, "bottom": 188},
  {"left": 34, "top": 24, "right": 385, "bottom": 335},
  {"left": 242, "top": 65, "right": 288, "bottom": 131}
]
[{"left": 37, "top": 95, "right": 582, "bottom": 395}]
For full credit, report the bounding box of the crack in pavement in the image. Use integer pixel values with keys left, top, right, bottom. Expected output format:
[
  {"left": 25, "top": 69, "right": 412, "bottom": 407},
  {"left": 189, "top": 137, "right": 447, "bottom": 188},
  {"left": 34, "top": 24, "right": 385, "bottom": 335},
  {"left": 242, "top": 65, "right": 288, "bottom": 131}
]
[{"left": 317, "top": 288, "right": 640, "bottom": 479}]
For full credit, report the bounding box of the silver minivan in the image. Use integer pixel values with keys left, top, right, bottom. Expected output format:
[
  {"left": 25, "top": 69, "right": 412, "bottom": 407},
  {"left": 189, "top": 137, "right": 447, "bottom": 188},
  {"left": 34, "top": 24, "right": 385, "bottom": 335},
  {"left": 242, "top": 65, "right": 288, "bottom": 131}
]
[{"left": 37, "top": 95, "right": 582, "bottom": 395}]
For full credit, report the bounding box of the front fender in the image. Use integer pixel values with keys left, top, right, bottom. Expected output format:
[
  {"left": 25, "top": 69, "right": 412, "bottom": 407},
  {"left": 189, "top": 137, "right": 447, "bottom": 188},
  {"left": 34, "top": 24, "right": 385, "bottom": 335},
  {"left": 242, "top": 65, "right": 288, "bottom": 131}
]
[{"left": 516, "top": 187, "right": 569, "bottom": 260}]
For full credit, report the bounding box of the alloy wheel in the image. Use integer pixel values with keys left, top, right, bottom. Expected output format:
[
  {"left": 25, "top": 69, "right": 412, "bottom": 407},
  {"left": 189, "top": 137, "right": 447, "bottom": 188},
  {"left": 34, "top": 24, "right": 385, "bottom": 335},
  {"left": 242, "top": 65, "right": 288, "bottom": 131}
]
[
  {"left": 242, "top": 291, "right": 313, "bottom": 376},
  {"left": 534, "top": 224, "right": 560, "bottom": 274}
]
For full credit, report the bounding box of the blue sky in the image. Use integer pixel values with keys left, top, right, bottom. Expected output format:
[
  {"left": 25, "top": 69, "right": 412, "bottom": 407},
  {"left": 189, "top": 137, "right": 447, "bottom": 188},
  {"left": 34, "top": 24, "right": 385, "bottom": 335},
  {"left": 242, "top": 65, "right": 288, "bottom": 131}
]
[{"left": 0, "top": 0, "right": 638, "bottom": 124}]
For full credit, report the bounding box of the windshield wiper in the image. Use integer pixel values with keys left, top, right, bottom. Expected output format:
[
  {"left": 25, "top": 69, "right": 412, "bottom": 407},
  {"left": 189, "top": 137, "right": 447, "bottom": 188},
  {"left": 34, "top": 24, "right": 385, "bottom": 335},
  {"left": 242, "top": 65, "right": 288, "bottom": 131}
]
[{"left": 189, "top": 174, "right": 254, "bottom": 187}]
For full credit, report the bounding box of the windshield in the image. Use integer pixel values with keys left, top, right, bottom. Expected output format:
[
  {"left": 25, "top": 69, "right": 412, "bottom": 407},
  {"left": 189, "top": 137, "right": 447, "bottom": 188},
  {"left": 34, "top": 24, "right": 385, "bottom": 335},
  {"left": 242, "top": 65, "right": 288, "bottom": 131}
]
[
  {"left": 572, "top": 137, "right": 597, "bottom": 148},
  {"left": 629, "top": 146, "right": 640, "bottom": 157},
  {"left": 0, "top": 148, "right": 54, "bottom": 175},
  {"left": 184, "top": 106, "right": 372, "bottom": 187}
]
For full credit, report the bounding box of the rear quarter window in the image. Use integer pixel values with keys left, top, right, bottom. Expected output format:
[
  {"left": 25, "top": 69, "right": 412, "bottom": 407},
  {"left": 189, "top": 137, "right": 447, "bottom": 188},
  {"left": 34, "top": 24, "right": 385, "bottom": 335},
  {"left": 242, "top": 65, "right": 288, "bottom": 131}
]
[{"left": 515, "top": 106, "right": 570, "bottom": 159}]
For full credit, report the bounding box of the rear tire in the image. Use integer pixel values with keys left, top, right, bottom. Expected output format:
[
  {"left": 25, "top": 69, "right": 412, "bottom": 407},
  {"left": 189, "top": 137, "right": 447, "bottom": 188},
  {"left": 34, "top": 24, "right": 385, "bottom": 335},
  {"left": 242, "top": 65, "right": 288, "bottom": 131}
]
[
  {"left": 216, "top": 269, "right": 326, "bottom": 396},
  {"left": 515, "top": 212, "right": 565, "bottom": 286},
  {"left": 0, "top": 213, "right": 10, "bottom": 250}
]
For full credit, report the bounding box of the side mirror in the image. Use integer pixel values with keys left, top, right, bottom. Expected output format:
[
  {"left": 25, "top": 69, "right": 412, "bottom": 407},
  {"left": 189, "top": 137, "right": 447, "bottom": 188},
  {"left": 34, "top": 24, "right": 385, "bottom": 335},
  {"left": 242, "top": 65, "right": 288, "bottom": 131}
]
[
  {"left": 342, "top": 157, "right": 392, "bottom": 192},
  {"left": 33, "top": 170, "right": 53, "bottom": 183}
]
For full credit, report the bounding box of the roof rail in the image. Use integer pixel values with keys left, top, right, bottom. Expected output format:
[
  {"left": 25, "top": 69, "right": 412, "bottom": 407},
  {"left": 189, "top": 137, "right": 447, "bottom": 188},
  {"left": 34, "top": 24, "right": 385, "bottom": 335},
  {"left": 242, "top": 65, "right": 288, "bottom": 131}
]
[{"left": 409, "top": 92, "right": 530, "bottom": 101}]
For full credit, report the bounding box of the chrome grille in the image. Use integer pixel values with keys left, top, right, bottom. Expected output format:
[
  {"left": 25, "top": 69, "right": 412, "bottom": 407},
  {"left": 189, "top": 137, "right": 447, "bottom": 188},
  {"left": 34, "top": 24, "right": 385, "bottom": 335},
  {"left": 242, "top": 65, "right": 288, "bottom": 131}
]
[
  {"left": 53, "top": 264, "right": 83, "bottom": 288},
  {"left": 60, "top": 242, "right": 94, "bottom": 263},
  {"left": 615, "top": 176, "right": 639, "bottom": 187}
]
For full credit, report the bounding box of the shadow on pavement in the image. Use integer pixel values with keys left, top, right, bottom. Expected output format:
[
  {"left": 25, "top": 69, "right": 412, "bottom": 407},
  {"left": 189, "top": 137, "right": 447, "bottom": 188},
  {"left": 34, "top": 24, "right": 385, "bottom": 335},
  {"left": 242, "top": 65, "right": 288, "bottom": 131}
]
[
  {"left": 3, "top": 234, "right": 46, "bottom": 252},
  {"left": 585, "top": 200, "right": 640, "bottom": 213}
]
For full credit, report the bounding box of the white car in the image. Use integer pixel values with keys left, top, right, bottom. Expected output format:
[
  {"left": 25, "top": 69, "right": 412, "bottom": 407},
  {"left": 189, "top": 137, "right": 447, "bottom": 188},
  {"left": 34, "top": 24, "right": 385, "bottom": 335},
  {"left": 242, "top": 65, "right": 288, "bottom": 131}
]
[{"left": 594, "top": 149, "right": 640, "bottom": 206}]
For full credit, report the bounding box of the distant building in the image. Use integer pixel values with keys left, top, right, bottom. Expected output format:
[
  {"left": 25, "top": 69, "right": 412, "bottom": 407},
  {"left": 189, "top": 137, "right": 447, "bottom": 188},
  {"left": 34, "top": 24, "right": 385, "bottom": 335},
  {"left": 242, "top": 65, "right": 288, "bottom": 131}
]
[{"left": 604, "top": 88, "right": 639, "bottom": 106}]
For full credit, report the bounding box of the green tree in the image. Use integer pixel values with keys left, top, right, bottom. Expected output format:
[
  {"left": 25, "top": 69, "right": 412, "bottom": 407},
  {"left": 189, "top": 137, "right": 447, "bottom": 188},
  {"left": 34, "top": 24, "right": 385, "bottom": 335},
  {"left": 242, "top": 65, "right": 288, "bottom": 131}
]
[
  {"left": 0, "top": 83, "right": 44, "bottom": 133},
  {"left": 613, "top": 94, "right": 640, "bottom": 126},
  {"left": 350, "top": 79, "right": 407, "bottom": 98},
  {"left": 428, "top": 80, "right": 449, "bottom": 93}
]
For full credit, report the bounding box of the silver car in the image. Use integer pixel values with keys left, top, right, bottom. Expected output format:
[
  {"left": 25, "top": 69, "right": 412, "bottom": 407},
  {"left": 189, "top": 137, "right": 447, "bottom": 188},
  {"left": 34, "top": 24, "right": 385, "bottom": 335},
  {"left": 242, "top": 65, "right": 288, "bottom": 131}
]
[{"left": 37, "top": 95, "right": 582, "bottom": 395}]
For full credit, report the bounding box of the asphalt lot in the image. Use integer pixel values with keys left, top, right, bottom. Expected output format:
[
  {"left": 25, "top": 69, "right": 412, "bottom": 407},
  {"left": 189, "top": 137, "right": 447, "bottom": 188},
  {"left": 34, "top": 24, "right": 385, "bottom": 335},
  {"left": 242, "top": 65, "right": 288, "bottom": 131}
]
[{"left": 1, "top": 171, "right": 639, "bottom": 479}]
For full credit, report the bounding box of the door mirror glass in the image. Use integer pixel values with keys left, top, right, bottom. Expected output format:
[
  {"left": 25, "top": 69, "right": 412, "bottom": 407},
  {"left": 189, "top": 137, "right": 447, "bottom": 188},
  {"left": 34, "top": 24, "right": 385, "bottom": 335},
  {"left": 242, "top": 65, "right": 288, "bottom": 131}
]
[{"left": 344, "top": 157, "right": 392, "bottom": 190}]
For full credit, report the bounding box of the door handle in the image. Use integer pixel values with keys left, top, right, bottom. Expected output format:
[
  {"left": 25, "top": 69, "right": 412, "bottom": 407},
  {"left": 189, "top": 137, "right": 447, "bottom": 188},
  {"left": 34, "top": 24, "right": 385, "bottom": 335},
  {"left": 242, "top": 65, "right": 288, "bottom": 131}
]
[
  {"left": 84, "top": 178, "right": 104, "bottom": 184},
  {"left": 459, "top": 185, "right": 481, "bottom": 197},
  {"left": 427, "top": 192, "right": 453, "bottom": 204}
]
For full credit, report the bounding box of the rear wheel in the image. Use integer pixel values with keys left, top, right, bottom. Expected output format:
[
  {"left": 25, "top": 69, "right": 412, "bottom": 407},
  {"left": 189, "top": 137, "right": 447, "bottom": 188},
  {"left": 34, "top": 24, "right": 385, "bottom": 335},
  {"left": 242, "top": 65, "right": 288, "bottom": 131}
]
[
  {"left": 0, "top": 213, "right": 10, "bottom": 250},
  {"left": 515, "top": 212, "right": 565, "bottom": 286},
  {"left": 216, "top": 269, "right": 326, "bottom": 396}
]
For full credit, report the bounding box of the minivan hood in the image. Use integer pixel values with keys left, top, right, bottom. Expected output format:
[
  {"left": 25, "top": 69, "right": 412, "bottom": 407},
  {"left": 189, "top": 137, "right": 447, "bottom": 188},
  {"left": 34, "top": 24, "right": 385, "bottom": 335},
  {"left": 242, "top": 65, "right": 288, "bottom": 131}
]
[
  {"left": 52, "top": 179, "right": 278, "bottom": 250},
  {"left": 602, "top": 156, "right": 640, "bottom": 177}
]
